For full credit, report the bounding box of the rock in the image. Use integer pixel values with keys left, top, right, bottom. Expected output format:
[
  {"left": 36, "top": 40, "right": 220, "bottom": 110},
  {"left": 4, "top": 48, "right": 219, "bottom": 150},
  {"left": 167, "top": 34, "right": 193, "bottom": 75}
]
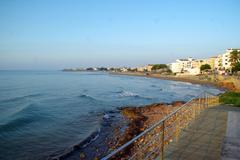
[
  {"left": 80, "top": 152, "right": 85, "bottom": 159},
  {"left": 218, "top": 81, "right": 236, "bottom": 91},
  {"left": 172, "top": 101, "right": 185, "bottom": 107}
]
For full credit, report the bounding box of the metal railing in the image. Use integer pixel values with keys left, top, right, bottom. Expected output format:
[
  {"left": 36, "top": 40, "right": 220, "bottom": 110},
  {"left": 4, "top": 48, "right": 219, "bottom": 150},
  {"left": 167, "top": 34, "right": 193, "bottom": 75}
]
[{"left": 101, "top": 91, "right": 219, "bottom": 160}]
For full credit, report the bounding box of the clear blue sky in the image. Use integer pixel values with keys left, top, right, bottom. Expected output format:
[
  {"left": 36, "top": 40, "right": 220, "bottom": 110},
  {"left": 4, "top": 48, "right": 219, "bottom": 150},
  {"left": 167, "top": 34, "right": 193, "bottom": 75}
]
[{"left": 0, "top": 0, "right": 240, "bottom": 70}]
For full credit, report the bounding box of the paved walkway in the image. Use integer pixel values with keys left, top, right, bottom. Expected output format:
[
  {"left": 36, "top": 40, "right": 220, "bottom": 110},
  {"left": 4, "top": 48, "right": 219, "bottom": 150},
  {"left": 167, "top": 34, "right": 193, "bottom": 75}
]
[{"left": 164, "top": 105, "right": 240, "bottom": 160}]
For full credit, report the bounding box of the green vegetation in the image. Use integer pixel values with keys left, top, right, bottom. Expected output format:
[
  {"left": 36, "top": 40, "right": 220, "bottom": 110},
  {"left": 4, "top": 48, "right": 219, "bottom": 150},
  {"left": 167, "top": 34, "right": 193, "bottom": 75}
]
[
  {"left": 232, "top": 63, "right": 240, "bottom": 73},
  {"left": 152, "top": 64, "right": 168, "bottom": 70},
  {"left": 230, "top": 49, "right": 240, "bottom": 73},
  {"left": 200, "top": 64, "right": 211, "bottom": 71},
  {"left": 219, "top": 92, "right": 240, "bottom": 107}
]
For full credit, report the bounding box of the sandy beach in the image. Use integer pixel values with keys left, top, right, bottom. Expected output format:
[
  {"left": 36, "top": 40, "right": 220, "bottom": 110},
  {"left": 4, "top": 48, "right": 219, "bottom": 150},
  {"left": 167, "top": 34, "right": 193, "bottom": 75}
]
[{"left": 109, "top": 71, "right": 240, "bottom": 92}]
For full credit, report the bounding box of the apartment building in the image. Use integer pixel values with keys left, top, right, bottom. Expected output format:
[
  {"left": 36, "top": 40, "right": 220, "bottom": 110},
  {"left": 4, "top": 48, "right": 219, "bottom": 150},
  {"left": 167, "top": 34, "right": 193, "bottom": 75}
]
[{"left": 169, "top": 57, "right": 201, "bottom": 75}]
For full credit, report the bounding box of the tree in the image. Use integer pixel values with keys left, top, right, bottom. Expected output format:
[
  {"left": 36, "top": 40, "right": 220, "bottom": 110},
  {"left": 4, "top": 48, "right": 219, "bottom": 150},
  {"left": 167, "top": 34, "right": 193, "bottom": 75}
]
[
  {"left": 152, "top": 64, "right": 168, "bottom": 70},
  {"left": 232, "top": 62, "right": 240, "bottom": 73},
  {"left": 230, "top": 50, "right": 240, "bottom": 66},
  {"left": 230, "top": 50, "right": 240, "bottom": 73},
  {"left": 200, "top": 64, "right": 211, "bottom": 71},
  {"left": 86, "top": 67, "right": 94, "bottom": 71}
]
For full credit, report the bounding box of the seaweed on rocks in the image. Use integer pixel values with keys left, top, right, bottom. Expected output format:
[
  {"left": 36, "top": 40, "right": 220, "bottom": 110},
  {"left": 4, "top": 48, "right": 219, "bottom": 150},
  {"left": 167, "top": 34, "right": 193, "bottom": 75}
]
[{"left": 48, "top": 101, "right": 185, "bottom": 160}]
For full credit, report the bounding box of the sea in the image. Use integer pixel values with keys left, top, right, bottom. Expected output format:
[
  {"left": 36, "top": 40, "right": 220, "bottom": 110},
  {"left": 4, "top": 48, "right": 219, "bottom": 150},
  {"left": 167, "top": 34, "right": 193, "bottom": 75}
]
[{"left": 0, "top": 70, "right": 222, "bottom": 160}]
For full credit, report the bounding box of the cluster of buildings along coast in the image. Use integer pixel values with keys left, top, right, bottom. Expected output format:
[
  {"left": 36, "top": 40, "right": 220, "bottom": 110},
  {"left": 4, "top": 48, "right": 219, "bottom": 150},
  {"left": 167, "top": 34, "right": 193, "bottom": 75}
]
[
  {"left": 132, "top": 48, "right": 240, "bottom": 75},
  {"left": 63, "top": 48, "right": 240, "bottom": 75}
]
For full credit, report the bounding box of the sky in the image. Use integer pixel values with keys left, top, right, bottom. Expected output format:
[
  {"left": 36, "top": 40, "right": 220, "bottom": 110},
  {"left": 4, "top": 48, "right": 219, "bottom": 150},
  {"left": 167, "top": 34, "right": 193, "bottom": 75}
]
[{"left": 0, "top": 0, "right": 240, "bottom": 70}]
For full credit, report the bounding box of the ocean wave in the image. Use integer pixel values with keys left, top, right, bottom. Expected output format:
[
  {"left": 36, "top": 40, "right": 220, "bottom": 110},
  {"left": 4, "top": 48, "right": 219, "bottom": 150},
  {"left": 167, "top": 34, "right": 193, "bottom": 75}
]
[
  {"left": 117, "top": 90, "right": 138, "bottom": 97},
  {"left": 0, "top": 103, "right": 45, "bottom": 132},
  {"left": 0, "top": 116, "right": 37, "bottom": 133},
  {"left": 0, "top": 93, "right": 42, "bottom": 103},
  {"left": 115, "top": 90, "right": 153, "bottom": 100},
  {"left": 133, "top": 95, "right": 153, "bottom": 100},
  {"left": 184, "top": 94, "right": 195, "bottom": 99},
  {"left": 150, "top": 84, "right": 157, "bottom": 88},
  {"left": 48, "top": 128, "right": 101, "bottom": 160},
  {"left": 77, "top": 94, "right": 97, "bottom": 101}
]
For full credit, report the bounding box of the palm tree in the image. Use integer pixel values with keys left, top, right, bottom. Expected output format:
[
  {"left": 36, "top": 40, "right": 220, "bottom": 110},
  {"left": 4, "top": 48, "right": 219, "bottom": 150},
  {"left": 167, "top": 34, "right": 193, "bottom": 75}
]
[{"left": 230, "top": 50, "right": 240, "bottom": 67}]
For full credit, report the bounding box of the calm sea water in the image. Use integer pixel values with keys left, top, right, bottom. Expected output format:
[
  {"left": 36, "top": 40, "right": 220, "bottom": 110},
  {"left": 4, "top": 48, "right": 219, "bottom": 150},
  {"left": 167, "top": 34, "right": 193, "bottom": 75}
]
[{"left": 0, "top": 71, "right": 222, "bottom": 160}]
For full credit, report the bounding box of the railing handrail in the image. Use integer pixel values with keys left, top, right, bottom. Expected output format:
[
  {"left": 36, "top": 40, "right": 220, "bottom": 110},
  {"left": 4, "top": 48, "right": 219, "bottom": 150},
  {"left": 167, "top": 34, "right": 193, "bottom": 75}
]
[{"left": 101, "top": 91, "right": 218, "bottom": 160}]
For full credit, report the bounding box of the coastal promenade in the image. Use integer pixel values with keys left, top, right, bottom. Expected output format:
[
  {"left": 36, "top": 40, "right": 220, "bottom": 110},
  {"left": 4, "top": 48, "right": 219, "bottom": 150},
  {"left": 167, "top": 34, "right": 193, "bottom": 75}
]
[
  {"left": 101, "top": 92, "right": 222, "bottom": 160},
  {"left": 101, "top": 92, "right": 240, "bottom": 160},
  {"left": 164, "top": 105, "right": 240, "bottom": 160}
]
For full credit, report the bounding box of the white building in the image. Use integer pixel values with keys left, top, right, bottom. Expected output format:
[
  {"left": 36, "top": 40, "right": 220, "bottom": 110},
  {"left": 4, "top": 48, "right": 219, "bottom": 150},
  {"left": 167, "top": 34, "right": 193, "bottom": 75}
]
[
  {"left": 169, "top": 57, "right": 200, "bottom": 75},
  {"left": 137, "top": 66, "right": 147, "bottom": 72},
  {"left": 147, "top": 64, "right": 153, "bottom": 72},
  {"left": 168, "top": 62, "right": 182, "bottom": 73},
  {"left": 215, "top": 48, "right": 240, "bottom": 72},
  {"left": 120, "top": 67, "right": 128, "bottom": 72},
  {"left": 214, "top": 55, "right": 222, "bottom": 70},
  {"left": 222, "top": 50, "right": 231, "bottom": 70},
  {"left": 169, "top": 48, "right": 239, "bottom": 75},
  {"left": 186, "top": 67, "right": 201, "bottom": 75}
]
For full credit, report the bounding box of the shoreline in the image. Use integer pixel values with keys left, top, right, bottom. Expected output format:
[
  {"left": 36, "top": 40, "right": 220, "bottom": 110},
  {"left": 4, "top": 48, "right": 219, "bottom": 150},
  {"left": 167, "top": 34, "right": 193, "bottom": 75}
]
[
  {"left": 109, "top": 71, "right": 238, "bottom": 91},
  {"left": 48, "top": 110, "right": 127, "bottom": 160},
  {"left": 50, "top": 71, "right": 229, "bottom": 160},
  {"left": 53, "top": 101, "right": 184, "bottom": 160},
  {"left": 109, "top": 71, "right": 216, "bottom": 85}
]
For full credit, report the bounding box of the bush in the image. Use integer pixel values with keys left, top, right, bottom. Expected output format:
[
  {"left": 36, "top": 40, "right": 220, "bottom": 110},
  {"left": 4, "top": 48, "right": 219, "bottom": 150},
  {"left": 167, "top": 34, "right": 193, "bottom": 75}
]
[
  {"left": 200, "top": 64, "right": 211, "bottom": 71},
  {"left": 152, "top": 64, "right": 168, "bottom": 70},
  {"left": 219, "top": 92, "right": 240, "bottom": 107},
  {"left": 232, "top": 62, "right": 240, "bottom": 73}
]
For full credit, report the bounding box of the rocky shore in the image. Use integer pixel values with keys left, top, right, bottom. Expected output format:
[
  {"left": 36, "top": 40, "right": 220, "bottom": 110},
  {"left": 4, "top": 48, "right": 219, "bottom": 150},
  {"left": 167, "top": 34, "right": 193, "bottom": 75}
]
[
  {"left": 49, "top": 72, "right": 231, "bottom": 160},
  {"left": 52, "top": 101, "right": 184, "bottom": 160}
]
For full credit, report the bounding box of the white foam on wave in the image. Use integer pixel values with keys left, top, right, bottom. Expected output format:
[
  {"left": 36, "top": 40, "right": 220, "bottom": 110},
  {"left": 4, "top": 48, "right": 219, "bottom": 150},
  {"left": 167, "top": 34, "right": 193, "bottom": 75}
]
[
  {"left": 118, "top": 90, "right": 138, "bottom": 97},
  {"left": 117, "top": 90, "right": 153, "bottom": 100}
]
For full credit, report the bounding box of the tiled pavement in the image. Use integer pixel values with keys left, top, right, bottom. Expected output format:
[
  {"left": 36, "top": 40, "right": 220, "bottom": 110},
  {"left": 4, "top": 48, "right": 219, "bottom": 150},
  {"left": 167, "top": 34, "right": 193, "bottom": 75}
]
[{"left": 164, "top": 105, "right": 240, "bottom": 160}]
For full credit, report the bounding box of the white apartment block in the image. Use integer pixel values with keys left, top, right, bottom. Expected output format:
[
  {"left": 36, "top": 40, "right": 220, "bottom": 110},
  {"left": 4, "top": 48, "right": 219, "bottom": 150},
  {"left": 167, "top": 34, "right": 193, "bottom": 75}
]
[
  {"left": 222, "top": 49, "right": 231, "bottom": 70},
  {"left": 169, "top": 57, "right": 200, "bottom": 75},
  {"left": 120, "top": 67, "right": 128, "bottom": 72},
  {"left": 216, "top": 48, "right": 240, "bottom": 71},
  {"left": 147, "top": 64, "right": 153, "bottom": 72},
  {"left": 137, "top": 66, "right": 147, "bottom": 72},
  {"left": 214, "top": 55, "right": 222, "bottom": 70},
  {"left": 169, "top": 62, "right": 182, "bottom": 73},
  {"left": 168, "top": 48, "right": 239, "bottom": 75}
]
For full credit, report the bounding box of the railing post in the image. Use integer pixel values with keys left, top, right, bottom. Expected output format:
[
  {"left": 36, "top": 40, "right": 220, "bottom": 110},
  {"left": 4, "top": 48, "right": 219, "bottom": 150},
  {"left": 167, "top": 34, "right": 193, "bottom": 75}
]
[
  {"left": 176, "top": 113, "right": 179, "bottom": 142},
  {"left": 161, "top": 121, "right": 165, "bottom": 160},
  {"left": 211, "top": 95, "right": 213, "bottom": 106},
  {"left": 198, "top": 96, "right": 201, "bottom": 115},
  {"left": 207, "top": 93, "right": 209, "bottom": 108},
  {"left": 207, "top": 94, "right": 209, "bottom": 107},
  {"left": 203, "top": 92, "right": 207, "bottom": 109},
  {"left": 209, "top": 95, "right": 212, "bottom": 106},
  {"left": 212, "top": 96, "right": 215, "bottom": 106},
  {"left": 193, "top": 100, "right": 196, "bottom": 119},
  {"left": 200, "top": 94, "right": 202, "bottom": 111},
  {"left": 206, "top": 93, "right": 208, "bottom": 108}
]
